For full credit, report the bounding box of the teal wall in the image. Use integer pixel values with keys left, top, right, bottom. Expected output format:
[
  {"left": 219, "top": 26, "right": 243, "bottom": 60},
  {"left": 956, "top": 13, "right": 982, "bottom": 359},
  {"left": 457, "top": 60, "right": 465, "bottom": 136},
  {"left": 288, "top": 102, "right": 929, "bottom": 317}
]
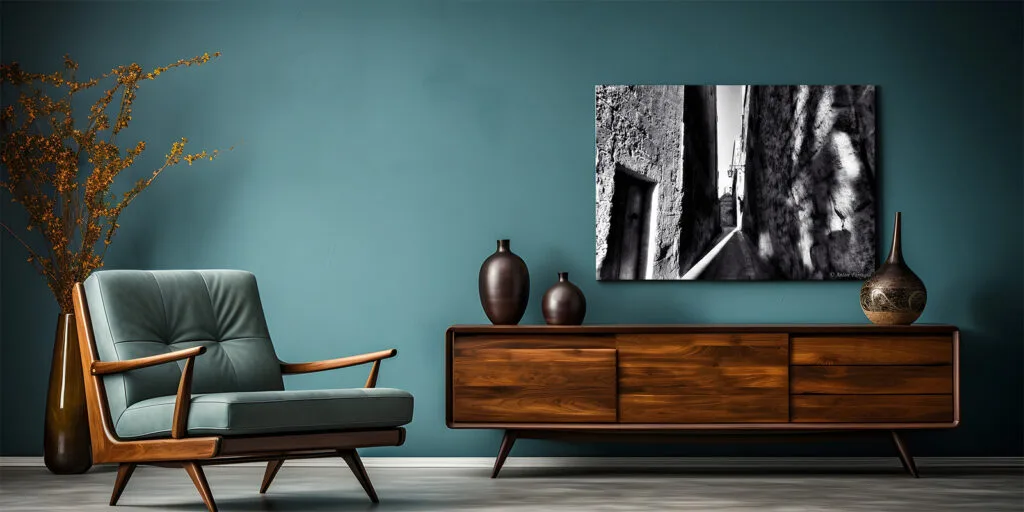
[{"left": 2, "top": 0, "right": 1021, "bottom": 457}]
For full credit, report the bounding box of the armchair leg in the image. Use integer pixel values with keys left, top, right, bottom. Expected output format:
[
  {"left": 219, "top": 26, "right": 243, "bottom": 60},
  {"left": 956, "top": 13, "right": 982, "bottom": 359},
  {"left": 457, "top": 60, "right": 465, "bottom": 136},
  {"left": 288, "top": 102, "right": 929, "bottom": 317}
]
[
  {"left": 183, "top": 462, "right": 218, "bottom": 512},
  {"left": 339, "top": 449, "right": 379, "bottom": 503},
  {"left": 109, "top": 463, "right": 136, "bottom": 505},
  {"left": 260, "top": 459, "right": 285, "bottom": 494}
]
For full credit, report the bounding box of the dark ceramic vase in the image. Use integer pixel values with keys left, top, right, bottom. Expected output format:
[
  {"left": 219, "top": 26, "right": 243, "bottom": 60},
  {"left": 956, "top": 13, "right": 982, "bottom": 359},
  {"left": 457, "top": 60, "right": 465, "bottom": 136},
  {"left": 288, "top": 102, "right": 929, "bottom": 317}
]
[
  {"left": 860, "top": 212, "right": 927, "bottom": 325},
  {"left": 542, "top": 272, "right": 586, "bottom": 326},
  {"left": 43, "top": 313, "right": 92, "bottom": 474},
  {"left": 479, "top": 239, "right": 530, "bottom": 325}
]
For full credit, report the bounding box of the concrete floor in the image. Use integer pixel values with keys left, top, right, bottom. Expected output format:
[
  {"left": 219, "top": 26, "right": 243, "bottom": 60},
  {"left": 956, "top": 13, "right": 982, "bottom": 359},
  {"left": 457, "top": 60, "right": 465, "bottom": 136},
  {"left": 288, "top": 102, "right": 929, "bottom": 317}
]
[{"left": 1, "top": 464, "right": 1021, "bottom": 511}]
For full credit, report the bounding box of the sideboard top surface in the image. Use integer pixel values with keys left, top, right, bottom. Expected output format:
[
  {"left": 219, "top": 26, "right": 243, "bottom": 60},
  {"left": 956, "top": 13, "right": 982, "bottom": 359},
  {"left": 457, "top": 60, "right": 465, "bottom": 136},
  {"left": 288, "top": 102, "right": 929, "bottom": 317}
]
[{"left": 447, "top": 324, "right": 960, "bottom": 335}]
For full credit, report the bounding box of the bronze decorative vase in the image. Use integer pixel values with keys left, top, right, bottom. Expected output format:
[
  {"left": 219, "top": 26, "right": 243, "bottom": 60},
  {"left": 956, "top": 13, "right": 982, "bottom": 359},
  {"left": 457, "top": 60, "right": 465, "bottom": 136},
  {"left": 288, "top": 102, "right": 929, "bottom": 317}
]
[
  {"left": 860, "top": 212, "right": 927, "bottom": 325},
  {"left": 43, "top": 313, "right": 92, "bottom": 474},
  {"left": 542, "top": 272, "right": 587, "bottom": 325},
  {"left": 479, "top": 239, "right": 530, "bottom": 325}
]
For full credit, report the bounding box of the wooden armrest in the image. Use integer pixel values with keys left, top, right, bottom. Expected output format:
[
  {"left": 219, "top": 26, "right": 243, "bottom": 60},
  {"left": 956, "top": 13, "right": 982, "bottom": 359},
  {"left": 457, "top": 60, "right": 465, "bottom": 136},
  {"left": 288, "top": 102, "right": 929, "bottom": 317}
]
[
  {"left": 280, "top": 349, "right": 397, "bottom": 374},
  {"left": 91, "top": 346, "right": 205, "bottom": 439},
  {"left": 280, "top": 348, "right": 398, "bottom": 388},
  {"left": 91, "top": 346, "right": 207, "bottom": 375}
]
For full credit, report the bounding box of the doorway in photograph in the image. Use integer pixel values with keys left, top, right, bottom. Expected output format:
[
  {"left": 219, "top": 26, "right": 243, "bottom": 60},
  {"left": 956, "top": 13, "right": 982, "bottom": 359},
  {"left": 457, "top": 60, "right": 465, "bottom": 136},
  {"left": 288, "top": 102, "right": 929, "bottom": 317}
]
[{"left": 601, "top": 166, "right": 656, "bottom": 280}]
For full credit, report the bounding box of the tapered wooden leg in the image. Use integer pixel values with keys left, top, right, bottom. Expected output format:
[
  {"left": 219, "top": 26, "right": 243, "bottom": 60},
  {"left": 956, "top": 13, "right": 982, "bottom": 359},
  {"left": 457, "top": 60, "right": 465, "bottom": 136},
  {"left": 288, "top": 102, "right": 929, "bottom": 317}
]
[
  {"left": 491, "top": 430, "right": 518, "bottom": 479},
  {"left": 260, "top": 459, "right": 285, "bottom": 494},
  {"left": 109, "top": 463, "right": 136, "bottom": 505},
  {"left": 891, "top": 431, "right": 919, "bottom": 478},
  {"left": 183, "top": 462, "right": 218, "bottom": 512},
  {"left": 339, "top": 449, "right": 379, "bottom": 503}
]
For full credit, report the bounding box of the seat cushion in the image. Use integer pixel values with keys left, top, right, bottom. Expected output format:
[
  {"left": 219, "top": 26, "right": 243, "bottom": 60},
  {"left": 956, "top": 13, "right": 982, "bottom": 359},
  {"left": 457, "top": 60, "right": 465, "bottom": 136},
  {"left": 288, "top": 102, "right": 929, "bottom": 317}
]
[{"left": 114, "top": 388, "right": 414, "bottom": 440}]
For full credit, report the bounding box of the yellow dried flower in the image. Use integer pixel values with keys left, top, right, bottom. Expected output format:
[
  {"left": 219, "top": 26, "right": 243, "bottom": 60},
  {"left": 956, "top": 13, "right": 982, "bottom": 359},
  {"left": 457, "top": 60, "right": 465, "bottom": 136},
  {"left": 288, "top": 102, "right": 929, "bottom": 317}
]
[{"left": 0, "top": 52, "right": 225, "bottom": 313}]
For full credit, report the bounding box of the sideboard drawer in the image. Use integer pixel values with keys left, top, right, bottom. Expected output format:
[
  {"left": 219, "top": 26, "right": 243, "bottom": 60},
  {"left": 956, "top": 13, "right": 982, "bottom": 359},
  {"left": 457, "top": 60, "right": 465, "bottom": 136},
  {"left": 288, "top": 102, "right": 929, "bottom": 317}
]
[
  {"left": 791, "top": 395, "right": 953, "bottom": 423},
  {"left": 452, "top": 348, "right": 617, "bottom": 423},
  {"left": 791, "top": 366, "right": 953, "bottom": 395},
  {"left": 791, "top": 336, "right": 953, "bottom": 365}
]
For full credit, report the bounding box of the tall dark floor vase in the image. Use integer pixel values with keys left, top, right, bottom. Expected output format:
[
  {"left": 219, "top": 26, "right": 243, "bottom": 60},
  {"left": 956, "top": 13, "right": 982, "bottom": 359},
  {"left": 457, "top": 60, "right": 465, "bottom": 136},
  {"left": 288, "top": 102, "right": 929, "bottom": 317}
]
[{"left": 43, "top": 313, "right": 92, "bottom": 474}]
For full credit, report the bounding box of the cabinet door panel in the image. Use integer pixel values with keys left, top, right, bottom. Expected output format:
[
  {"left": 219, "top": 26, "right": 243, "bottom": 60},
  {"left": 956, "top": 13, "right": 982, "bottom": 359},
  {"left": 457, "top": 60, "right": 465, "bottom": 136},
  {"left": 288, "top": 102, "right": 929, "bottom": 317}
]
[
  {"left": 617, "top": 334, "right": 788, "bottom": 423},
  {"left": 452, "top": 348, "right": 616, "bottom": 423}
]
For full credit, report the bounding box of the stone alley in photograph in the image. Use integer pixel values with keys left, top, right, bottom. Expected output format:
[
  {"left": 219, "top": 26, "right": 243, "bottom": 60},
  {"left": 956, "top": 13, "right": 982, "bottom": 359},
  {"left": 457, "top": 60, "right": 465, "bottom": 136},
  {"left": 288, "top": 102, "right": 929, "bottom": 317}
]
[{"left": 595, "top": 85, "right": 877, "bottom": 281}]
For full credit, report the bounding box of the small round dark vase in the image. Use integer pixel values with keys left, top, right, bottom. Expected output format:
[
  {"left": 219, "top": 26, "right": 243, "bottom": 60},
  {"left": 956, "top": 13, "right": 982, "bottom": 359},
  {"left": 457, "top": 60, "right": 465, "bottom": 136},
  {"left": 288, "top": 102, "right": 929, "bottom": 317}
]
[
  {"left": 860, "top": 212, "right": 927, "bottom": 325},
  {"left": 542, "top": 272, "right": 587, "bottom": 326},
  {"left": 479, "top": 239, "right": 530, "bottom": 325}
]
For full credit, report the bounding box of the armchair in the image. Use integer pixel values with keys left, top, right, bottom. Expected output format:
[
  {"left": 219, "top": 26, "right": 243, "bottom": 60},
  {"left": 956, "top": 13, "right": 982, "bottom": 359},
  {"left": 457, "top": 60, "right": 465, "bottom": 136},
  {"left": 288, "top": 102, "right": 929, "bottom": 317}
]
[{"left": 74, "top": 270, "right": 414, "bottom": 512}]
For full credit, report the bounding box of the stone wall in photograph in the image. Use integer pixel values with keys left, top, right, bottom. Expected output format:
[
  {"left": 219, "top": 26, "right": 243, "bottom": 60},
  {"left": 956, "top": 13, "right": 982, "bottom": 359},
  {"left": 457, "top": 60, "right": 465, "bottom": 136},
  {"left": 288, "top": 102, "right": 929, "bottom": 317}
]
[
  {"left": 741, "top": 85, "right": 876, "bottom": 279},
  {"left": 678, "top": 85, "right": 720, "bottom": 274},
  {"left": 595, "top": 85, "right": 684, "bottom": 279},
  {"left": 595, "top": 85, "right": 720, "bottom": 279}
]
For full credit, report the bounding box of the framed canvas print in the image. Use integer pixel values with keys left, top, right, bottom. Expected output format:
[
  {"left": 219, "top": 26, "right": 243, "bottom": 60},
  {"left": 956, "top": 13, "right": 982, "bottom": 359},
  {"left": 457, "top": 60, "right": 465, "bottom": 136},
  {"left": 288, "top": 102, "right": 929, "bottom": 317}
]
[{"left": 595, "top": 85, "right": 877, "bottom": 281}]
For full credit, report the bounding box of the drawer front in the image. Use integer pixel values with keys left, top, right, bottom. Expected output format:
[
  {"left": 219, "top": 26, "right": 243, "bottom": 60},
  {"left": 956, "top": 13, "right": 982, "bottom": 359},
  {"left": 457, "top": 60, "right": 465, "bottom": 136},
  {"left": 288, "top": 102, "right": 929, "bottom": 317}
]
[
  {"left": 618, "top": 334, "right": 788, "bottom": 423},
  {"left": 791, "top": 366, "right": 953, "bottom": 395},
  {"left": 791, "top": 395, "right": 953, "bottom": 423},
  {"left": 791, "top": 336, "right": 952, "bottom": 365},
  {"left": 621, "top": 394, "right": 788, "bottom": 423},
  {"left": 452, "top": 335, "right": 616, "bottom": 351},
  {"left": 452, "top": 348, "right": 617, "bottom": 423}
]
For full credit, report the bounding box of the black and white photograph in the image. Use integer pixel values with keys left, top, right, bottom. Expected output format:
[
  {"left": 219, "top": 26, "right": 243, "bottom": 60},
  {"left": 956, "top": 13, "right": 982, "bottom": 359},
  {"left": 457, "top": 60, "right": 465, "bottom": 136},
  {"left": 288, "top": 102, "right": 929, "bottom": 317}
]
[{"left": 596, "top": 85, "right": 877, "bottom": 281}]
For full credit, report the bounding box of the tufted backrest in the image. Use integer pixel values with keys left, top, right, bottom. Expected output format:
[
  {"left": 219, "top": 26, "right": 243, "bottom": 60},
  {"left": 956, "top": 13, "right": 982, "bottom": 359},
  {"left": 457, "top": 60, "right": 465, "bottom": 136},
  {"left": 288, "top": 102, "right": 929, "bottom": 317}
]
[{"left": 83, "top": 270, "right": 285, "bottom": 423}]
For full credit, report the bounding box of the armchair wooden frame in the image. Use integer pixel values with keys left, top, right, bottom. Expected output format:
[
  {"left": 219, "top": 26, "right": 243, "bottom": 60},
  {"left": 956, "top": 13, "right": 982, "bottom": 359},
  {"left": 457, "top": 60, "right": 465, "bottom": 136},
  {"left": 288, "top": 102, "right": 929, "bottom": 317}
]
[{"left": 73, "top": 283, "right": 405, "bottom": 512}]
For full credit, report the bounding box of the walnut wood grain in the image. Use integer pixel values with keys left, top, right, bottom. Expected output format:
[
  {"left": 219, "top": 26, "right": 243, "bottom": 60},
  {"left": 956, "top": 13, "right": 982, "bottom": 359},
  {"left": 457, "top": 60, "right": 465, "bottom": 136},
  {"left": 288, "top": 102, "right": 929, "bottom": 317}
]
[
  {"left": 616, "top": 334, "right": 788, "bottom": 422},
  {"left": 617, "top": 333, "right": 788, "bottom": 366},
  {"left": 91, "top": 346, "right": 207, "bottom": 375},
  {"left": 455, "top": 397, "right": 618, "bottom": 423},
  {"left": 791, "top": 395, "right": 953, "bottom": 423},
  {"left": 453, "top": 348, "right": 617, "bottom": 423},
  {"left": 453, "top": 335, "right": 617, "bottom": 352},
  {"left": 620, "top": 365, "right": 787, "bottom": 395},
  {"left": 620, "top": 394, "right": 789, "bottom": 423},
  {"left": 280, "top": 348, "right": 397, "bottom": 374},
  {"left": 171, "top": 355, "right": 197, "bottom": 439},
  {"left": 790, "top": 336, "right": 953, "bottom": 365},
  {"left": 444, "top": 325, "right": 961, "bottom": 437},
  {"left": 791, "top": 366, "right": 953, "bottom": 395}
]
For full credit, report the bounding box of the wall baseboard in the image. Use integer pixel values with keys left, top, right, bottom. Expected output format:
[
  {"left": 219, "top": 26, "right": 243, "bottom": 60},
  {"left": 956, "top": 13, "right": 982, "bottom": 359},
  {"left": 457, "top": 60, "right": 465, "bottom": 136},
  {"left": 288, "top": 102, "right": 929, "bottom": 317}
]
[{"left": 2, "top": 456, "right": 1021, "bottom": 469}]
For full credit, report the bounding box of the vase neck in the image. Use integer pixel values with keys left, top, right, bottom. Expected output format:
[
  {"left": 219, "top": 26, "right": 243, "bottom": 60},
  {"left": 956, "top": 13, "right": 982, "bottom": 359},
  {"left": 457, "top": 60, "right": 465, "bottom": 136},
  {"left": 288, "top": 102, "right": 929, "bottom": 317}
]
[
  {"left": 558, "top": 272, "right": 568, "bottom": 282},
  {"left": 886, "top": 212, "right": 905, "bottom": 265},
  {"left": 497, "top": 239, "right": 510, "bottom": 252}
]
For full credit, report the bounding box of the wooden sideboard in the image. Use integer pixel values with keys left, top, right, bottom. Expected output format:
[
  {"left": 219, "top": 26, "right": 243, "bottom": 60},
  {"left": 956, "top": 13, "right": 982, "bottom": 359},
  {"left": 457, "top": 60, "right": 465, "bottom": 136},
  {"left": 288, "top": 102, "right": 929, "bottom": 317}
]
[{"left": 445, "top": 324, "right": 959, "bottom": 478}]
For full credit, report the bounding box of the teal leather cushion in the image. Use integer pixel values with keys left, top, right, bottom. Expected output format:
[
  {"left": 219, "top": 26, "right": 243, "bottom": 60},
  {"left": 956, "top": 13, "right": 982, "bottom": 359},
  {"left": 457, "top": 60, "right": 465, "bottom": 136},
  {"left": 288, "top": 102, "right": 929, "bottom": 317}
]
[
  {"left": 114, "top": 388, "right": 414, "bottom": 439},
  {"left": 84, "top": 270, "right": 285, "bottom": 424}
]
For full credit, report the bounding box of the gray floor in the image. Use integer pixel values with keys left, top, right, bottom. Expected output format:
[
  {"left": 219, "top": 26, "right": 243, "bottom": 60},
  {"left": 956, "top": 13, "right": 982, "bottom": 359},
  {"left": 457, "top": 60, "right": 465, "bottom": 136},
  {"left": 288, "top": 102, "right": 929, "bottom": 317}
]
[{"left": 2, "top": 464, "right": 1022, "bottom": 511}]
